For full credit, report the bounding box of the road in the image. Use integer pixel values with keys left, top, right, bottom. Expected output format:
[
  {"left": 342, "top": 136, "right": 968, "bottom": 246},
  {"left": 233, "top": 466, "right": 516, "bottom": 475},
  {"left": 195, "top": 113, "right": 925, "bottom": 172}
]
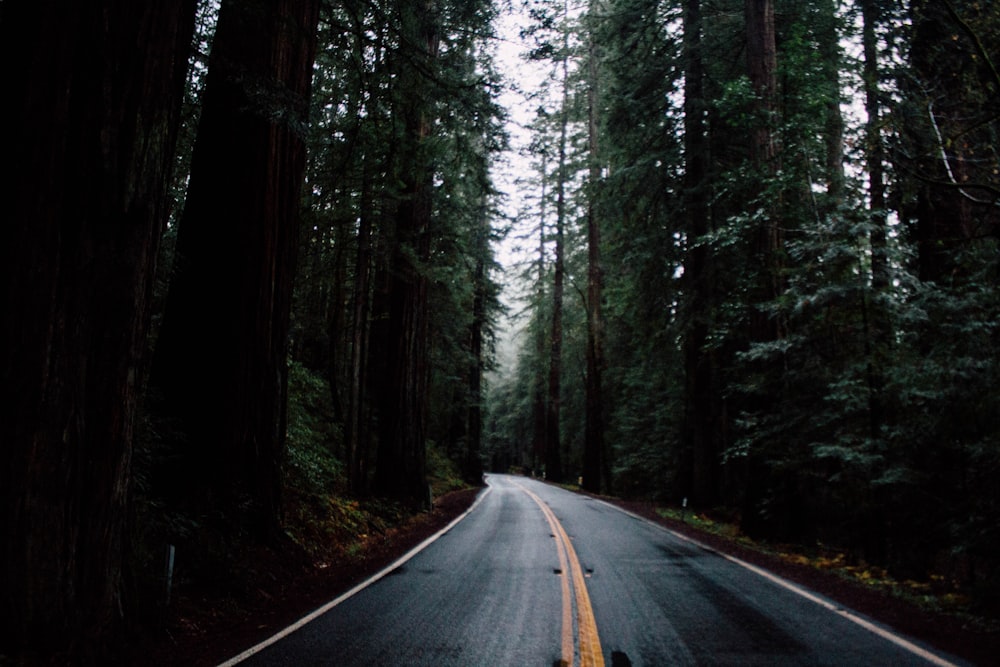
[{"left": 223, "top": 474, "right": 966, "bottom": 666}]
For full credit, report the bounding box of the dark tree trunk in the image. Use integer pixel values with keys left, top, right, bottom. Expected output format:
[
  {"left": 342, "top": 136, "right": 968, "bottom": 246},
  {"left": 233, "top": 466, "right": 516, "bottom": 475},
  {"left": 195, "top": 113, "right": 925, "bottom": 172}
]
[
  {"left": 372, "top": 0, "right": 439, "bottom": 505},
  {"left": 545, "top": 12, "right": 572, "bottom": 485},
  {"left": 819, "top": 0, "right": 845, "bottom": 202},
  {"left": 907, "top": 0, "right": 977, "bottom": 285},
  {"left": 151, "top": 0, "right": 321, "bottom": 537},
  {"left": 742, "top": 0, "right": 786, "bottom": 537},
  {"left": 582, "top": 8, "right": 605, "bottom": 494},
  {"left": 531, "top": 156, "right": 550, "bottom": 474},
  {"left": 346, "top": 158, "right": 375, "bottom": 495},
  {"left": 745, "top": 0, "right": 782, "bottom": 303},
  {"left": 546, "top": 190, "right": 565, "bottom": 484},
  {"left": 862, "top": 0, "right": 890, "bottom": 441},
  {"left": 0, "top": 0, "right": 196, "bottom": 660},
  {"left": 467, "top": 244, "right": 488, "bottom": 484},
  {"left": 682, "top": 0, "right": 719, "bottom": 508},
  {"left": 327, "top": 220, "right": 349, "bottom": 426},
  {"left": 862, "top": 0, "right": 890, "bottom": 294}
]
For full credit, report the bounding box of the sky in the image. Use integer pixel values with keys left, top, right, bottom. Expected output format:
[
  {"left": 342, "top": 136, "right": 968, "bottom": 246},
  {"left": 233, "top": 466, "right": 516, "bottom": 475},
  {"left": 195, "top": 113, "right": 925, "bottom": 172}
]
[{"left": 488, "top": 2, "right": 549, "bottom": 376}]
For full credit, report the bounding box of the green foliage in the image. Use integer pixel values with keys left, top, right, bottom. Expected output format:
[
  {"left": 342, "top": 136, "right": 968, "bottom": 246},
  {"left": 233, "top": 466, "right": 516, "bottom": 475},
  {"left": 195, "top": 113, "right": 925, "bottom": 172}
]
[
  {"left": 426, "top": 441, "right": 470, "bottom": 497},
  {"left": 285, "top": 362, "right": 343, "bottom": 496},
  {"left": 491, "top": 0, "right": 1000, "bottom": 613}
]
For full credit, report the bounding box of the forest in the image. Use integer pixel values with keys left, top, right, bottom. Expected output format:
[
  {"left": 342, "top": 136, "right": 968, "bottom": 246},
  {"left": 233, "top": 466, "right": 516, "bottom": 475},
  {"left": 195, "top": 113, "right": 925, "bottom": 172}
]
[{"left": 0, "top": 0, "right": 997, "bottom": 663}]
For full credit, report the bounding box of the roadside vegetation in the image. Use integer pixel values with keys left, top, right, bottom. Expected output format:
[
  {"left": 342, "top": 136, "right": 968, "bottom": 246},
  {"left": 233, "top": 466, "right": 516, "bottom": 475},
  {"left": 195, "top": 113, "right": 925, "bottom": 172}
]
[
  {"left": 127, "top": 363, "right": 479, "bottom": 664},
  {"left": 652, "top": 505, "right": 992, "bottom": 625}
]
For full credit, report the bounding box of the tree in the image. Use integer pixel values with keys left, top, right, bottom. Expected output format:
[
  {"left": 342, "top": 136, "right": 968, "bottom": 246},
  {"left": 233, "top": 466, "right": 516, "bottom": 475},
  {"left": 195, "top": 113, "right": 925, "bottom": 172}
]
[
  {"left": 151, "top": 0, "right": 321, "bottom": 537},
  {"left": 544, "top": 0, "right": 576, "bottom": 484},
  {"left": 581, "top": 0, "right": 607, "bottom": 494},
  {"left": 681, "top": 0, "right": 720, "bottom": 508},
  {"left": 371, "top": 0, "right": 441, "bottom": 504},
  {"left": 0, "top": 0, "right": 196, "bottom": 660},
  {"left": 729, "top": 0, "right": 786, "bottom": 537}
]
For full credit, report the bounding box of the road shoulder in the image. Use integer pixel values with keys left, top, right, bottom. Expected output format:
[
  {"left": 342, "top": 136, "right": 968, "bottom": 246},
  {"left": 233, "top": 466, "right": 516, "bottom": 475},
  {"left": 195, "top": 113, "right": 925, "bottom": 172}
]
[
  {"left": 596, "top": 495, "right": 998, "bottom": 667},
  {"left": 129, "top": 486, "right": 483, "bottom": 667}
]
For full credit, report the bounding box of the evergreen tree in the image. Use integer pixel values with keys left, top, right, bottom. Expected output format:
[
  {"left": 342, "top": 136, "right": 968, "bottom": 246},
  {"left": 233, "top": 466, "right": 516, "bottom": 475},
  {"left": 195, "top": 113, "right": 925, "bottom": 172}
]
[
  {"left": 151, "top": 0, "right": 322, "bottom": 537},
  {"left": 0, "top": 1, "right": 196, "bottom": 660}
]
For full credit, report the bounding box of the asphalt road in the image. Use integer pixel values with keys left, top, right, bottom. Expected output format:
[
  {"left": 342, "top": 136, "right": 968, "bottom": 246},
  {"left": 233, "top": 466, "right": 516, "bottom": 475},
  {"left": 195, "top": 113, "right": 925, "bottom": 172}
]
[{"left": 225, "top": 474, "right": 967, "bottom": 666}]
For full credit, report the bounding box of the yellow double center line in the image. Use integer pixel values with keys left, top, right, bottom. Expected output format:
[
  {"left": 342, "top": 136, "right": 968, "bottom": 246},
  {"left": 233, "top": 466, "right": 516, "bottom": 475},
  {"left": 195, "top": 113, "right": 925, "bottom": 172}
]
[{"left": 516, "top": 482, "right": 604, "bottom": 667}]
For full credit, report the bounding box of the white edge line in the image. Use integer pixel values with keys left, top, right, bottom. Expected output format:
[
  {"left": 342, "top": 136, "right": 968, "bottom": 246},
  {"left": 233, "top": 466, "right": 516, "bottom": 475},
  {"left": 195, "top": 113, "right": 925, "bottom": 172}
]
[
  {"left": 593, "top": 498, "right": 963, "bottom": 667},
  {"left": 216, "top": 484, "right": 494, "bottom": 667}
]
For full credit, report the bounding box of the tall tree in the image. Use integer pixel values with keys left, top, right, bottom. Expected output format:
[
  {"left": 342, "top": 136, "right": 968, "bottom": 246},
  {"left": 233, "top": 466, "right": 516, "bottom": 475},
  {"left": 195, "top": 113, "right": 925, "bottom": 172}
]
[
  {"left": 532, "top": 150, "right": 552, "bottom": 476},
  {"left": 740, "top": 0, "right": 787, "bottom": 536},
  {"left": 681, "top": 0, "right": 720, "bottom": 507},
  {"left": 151, "top": 0, "right": 321, "bottom": 536},
  {"left": 745, "top": 0, "right": 782, "bottom": 312},
  {"left": 371, "top": 0, "right": 441, "bottom": 504},
  {"left": 862, "top": 0, "right": 890, "bottom": 293},
  {"left": 545, "top": 0, "right": 574, "bottom": 484},
  {"left": 0, "top": 0, "right": 196, "bottom": 660},
  {"left": 582, "top": 0, "right": 607, "bottom": 494},
  {"left": 900, "top": 0, "right": 1000, "bottom": 280}
]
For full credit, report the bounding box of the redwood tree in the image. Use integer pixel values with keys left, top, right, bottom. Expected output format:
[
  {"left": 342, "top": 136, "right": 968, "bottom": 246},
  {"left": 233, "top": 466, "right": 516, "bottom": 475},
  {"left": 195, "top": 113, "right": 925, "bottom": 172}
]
[
  {"left": 582, "top": 0, "right": 606, "bottom": 494},
  {"left": 0, "top": 0, "right": 196, "bottom": 660},
  {"left": 371, "top": 0, "right": 440, "bottom": 504},
  {"left": 740, "top": 0, "right": 786, "bottom": 537},
  {"left": 682, "top": 0, "right": 720, "bottom": 508},
  {"left": 151, "top": 0, "right": 321, "bottom": 536}
]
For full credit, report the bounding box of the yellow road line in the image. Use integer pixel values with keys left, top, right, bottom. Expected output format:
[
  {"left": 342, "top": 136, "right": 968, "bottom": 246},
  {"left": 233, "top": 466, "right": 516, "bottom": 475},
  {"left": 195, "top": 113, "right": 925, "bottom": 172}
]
[
  {"left": 551, "top": 503, "right": 574, "bottom": 666},
  {"left": 516, "top": 482, "right": 605, "bottom": 667}
]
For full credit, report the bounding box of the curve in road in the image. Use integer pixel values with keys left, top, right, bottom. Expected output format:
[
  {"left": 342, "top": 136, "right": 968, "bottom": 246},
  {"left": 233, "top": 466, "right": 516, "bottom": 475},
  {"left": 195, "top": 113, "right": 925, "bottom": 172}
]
[{"left": 219, "top": 475, "right": 968, "bottom": 667}]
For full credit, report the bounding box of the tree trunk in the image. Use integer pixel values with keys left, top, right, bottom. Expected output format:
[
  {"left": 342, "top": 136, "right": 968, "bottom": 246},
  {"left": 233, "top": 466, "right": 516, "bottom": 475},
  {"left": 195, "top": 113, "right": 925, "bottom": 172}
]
[
  {"left": 861, "top": 0, "right": 890, "bottom": 449},
  {"left": 532, "top": 155, "right": 550, "bottom": 475},
  {"left": 546, "top": 14, "right": 572, "bottom": 484},
  {"left": 151, "top": 0, "right": 321, "bottom": 537},
  {"left": 819, "top": 0, "right": 845, "bottom": 202},
  {"left": 582, "top": 3, "right": 605, "bottom": 494},
  {"left": 907, "top": 0, "right": 976, "bottom": 284},
  {"left": 742, "top": 0, "right": 785, "bottom": 537},
  {"left": 372, "top": 0, "right": 440, "bottom": 505},
  {"left": 745, "top": 0, "right": 782, "bottom": 303},
  {"left": 862, "top": 0, "right": 890, "bottom": 294},
  {"left": 347, "top": 156, "right": 375, "bottom": 495},
  {"left": 0, "top": 1, "right": 196, "bottom": 660},
  {"left": 467, "top": 239, "right": 488, "bottom": 484},
  {"left": 682, "top": 0, "right": 719, "bottom": 508}
]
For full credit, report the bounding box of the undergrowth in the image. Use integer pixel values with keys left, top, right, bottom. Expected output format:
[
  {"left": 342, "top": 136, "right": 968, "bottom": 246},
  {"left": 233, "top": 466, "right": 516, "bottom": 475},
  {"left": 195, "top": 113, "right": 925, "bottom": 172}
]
[{"left": 283, "top": 362, "right": 472, "bottom": 563}]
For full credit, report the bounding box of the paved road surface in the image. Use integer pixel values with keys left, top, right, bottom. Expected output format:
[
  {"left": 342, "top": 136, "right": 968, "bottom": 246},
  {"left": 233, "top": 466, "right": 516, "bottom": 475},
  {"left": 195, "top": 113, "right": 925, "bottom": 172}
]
[{"left": 224, "top": 474, "right": 966, "bottom": 666}]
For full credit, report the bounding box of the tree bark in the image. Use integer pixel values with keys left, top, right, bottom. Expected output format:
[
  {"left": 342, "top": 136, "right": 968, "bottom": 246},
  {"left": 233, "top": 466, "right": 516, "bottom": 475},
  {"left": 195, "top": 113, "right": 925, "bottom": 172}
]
[
  {"left": 347, "top": 156, "right": 375, "bottom": 495},
  {"left": 467, "top": 234, "right": 488, "bottom": 484},
  {"left": 151, "top": 0, "right": 321, "bottom": 537},
  {"left": 0, "top": 0, "right": 196, "bottom": 659},
  {"left": 682, "top": 0, "right": 720, "bottom": 508},
  {"left": 582, "top": 1, "right": 605, "bottom": 494},
  {"left": 532, "top": 154, "right": 550, "bottom": 475},
  {"left": 861, "top": 0, "right": 889, "bottom": 445},
  {"left": 907, "top": 0, "right": 977, "bottom": 284},
  {"left": 745, "top": 0, "right": 782, "bottom": 300},
  {"left": 742, "top": 0, "right": 785, "bottom": 537},
  {"left": 546, "top": 11, "right": 572, "bottom": 484},
  {"left": 862, "top": 0, "right": 889, "bottom": 292},
  {"left": 372, "top": 0, "right": 440, "bottom": 505},
  {"left": 819, "top": 0, "right": 845, "bottom": 202}
]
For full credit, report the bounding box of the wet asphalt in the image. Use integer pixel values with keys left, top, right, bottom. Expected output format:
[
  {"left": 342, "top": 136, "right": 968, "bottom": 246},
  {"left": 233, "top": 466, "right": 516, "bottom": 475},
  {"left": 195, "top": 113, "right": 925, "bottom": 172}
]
[{"left": 235, "top": 474, "right": 964, "bottom": 666}]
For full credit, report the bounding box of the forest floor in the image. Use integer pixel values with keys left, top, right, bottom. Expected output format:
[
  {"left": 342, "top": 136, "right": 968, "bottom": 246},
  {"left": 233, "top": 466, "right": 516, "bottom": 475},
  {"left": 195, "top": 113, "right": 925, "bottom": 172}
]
[{"left": 130, "top": 481, "right": 999, "bottom": 667}]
